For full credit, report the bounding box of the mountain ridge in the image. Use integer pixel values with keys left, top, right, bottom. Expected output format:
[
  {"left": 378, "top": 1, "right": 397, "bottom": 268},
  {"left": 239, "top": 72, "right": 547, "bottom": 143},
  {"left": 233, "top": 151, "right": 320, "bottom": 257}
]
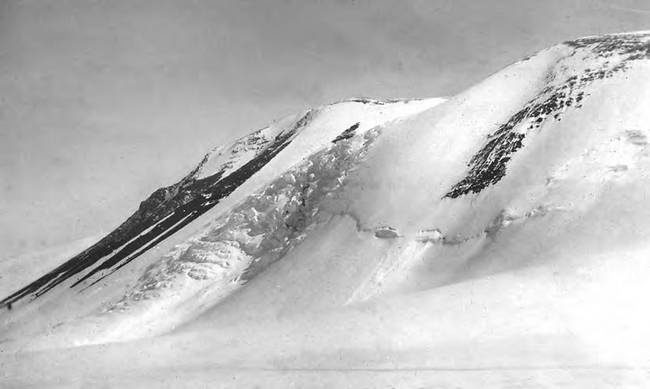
[{"left": 3, "top": 31, "right": 650, "bottom": 367}]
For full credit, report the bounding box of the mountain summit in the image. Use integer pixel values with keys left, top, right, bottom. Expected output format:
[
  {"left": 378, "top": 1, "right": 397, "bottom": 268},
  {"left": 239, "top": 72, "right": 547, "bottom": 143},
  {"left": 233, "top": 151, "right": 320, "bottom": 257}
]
[{"left": 4, "top": 32, "right": 650, "bottom": 387}]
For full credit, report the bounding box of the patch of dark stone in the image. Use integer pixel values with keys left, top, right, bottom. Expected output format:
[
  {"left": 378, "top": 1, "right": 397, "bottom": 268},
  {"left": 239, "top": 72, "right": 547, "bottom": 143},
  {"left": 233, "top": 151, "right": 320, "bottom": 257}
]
[{"left": 332, "top": 122, "right": 360, "bottom": 143}]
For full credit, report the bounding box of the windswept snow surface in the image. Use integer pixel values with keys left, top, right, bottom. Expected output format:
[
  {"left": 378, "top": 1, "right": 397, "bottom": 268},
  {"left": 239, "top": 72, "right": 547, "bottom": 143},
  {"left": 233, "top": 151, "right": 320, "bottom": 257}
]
[{"left": 4, "top": 32, "right": 650, "bottom": 387}]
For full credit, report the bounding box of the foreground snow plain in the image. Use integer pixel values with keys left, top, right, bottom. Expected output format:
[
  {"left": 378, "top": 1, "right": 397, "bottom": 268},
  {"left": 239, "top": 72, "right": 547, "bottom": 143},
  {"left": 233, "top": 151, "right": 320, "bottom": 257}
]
[{"left": 3, "top": 32, "right": 650, "bottom": 387}]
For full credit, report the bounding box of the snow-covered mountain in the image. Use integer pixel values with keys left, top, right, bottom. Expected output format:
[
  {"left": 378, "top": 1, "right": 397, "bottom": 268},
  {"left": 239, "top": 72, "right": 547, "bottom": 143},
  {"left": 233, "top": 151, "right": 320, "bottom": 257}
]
[
  {"left": 4, "top": 32, "right": 650, "bottom": 387},
  {"left": 0, "top": 97, "right": 446, "bottom": 346}
]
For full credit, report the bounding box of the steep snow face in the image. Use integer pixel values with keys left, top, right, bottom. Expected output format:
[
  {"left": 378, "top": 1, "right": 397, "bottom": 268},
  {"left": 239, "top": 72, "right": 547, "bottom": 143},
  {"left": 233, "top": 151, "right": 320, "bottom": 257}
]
[
  {"left": 4, "top": 32, "right": 650, "bottom": 387},
  {"left": 84, "top": 127, "right": 388, "bottom": 342}
]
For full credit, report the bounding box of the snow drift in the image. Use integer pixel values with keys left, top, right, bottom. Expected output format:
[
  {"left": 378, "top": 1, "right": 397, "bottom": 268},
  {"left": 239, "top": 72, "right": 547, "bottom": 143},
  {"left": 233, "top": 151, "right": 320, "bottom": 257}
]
[{"left": 3, "top": 32, "right": 650, "bottom": 388}]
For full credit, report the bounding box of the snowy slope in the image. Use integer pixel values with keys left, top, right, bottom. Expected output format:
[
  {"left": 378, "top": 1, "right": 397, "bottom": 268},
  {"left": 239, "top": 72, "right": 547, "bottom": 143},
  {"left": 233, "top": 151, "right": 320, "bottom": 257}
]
[{"left": 4, "top": 32, "right": 650, "bottom": 388}]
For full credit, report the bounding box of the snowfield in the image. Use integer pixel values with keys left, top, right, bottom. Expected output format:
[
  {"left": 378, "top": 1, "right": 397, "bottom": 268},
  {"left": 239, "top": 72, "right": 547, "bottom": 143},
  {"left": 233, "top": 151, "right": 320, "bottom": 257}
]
[{"left": 3, "top": 32, "right": 650, "bottom": 388}]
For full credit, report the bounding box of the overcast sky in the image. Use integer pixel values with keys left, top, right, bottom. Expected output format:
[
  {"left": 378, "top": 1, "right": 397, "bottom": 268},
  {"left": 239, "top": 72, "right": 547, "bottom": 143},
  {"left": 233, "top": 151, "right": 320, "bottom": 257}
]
[{"left": 1, "top": 0, "right": 650, "bottom": 257}]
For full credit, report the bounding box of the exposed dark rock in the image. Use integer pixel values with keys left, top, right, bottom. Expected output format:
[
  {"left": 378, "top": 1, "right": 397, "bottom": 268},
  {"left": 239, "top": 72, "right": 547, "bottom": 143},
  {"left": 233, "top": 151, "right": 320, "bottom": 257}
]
[{"left": 333, "top": 122, "right": 360, "bottom": 143}]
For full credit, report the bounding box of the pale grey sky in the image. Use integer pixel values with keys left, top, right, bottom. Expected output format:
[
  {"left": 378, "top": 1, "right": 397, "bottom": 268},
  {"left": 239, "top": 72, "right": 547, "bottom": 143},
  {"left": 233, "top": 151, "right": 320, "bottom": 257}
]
[{"left": 1, "top": 0, "right": 649, "bottom": 257}]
